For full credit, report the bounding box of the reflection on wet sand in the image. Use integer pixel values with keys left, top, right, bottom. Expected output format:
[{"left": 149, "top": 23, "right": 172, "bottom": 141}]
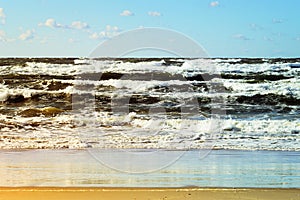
[{"left": 0, "top": 150, "right": 299, "bottom": 188}]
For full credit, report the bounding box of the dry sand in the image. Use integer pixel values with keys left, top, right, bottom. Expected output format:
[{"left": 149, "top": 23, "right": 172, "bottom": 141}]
[{"left": 0, "top": 187, "right": 299, "bottom": 200}]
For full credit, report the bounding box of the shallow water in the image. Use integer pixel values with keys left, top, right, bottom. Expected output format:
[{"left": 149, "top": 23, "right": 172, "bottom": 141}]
[{"left": 0, "top": 149, "right": 299, "bottom": 188}]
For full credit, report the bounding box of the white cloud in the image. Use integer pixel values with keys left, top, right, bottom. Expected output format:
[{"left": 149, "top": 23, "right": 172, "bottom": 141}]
[
  {"left": 19, "top": 30, "right": 34, "bottom": 41},
  {"left": 210, "top": 1, "right": 219, "bottom": 7},
  {"left": 0, "top": 30, "right": 15, "bottom": 42},
  {"left": 0, "top": 8, "right": 6, "bottom": 24},
  {"left": 89, "top": 32, "right": 99, "bottom": 40},
  {"left": 68, "top": 38, "right": 79, "bottom": 43},
  {"left": 90, "top": 25, "right": 121, "bottom": 40},
  {"left": 0, "top": 30, "right": 6, "bottom": 41},
  {"left": 39, "top": 18, "right": 89, "bottom": 30},
  {"left": 233, "top": 34, "right": 250, "bottom": 40},
  {"left": 70, "top": 21, "right": 89, "bottom": 29},
  {"left": 40, "top": 18, "right": 65, "bottom": 28},
  {"left": 148, "top": 11, "right": 161, "bottom": 17},
  {"left": 120, "top": 10, "right": 134, "bottom": 16}
]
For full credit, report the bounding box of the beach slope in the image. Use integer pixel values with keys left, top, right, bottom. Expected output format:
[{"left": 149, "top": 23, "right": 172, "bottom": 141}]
[{"left": 0, "top": 187, "right": 299, "bottom": 200}]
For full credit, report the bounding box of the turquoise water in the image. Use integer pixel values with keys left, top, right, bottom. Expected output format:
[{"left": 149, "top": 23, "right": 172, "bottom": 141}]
[{"left": 0, "top": 149, "right": 299, "bottom": 188}]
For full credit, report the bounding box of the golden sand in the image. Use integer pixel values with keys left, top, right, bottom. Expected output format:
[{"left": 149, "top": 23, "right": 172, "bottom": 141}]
[{"left": 0, "top": 187, "right": 299, "bottom": 200}]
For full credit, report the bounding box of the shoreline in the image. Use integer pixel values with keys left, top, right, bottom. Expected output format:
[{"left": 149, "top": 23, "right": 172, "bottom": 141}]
[
  {"left": 1, "top": 149, "right": 299, "bottom": 188},
  {"left": 0, "top": 148, "right": 299, "bottom": 152},
  {"left": 1, "top": 186, "right": 300, "bottom": 189},
  {"left": 0, "top": 187, "right": 299, "bottom": 200}
]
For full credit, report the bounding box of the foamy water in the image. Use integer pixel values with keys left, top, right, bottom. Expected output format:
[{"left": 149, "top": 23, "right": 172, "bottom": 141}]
[{"left": 0, "top": 58, "right": 299, "bottom": 150}]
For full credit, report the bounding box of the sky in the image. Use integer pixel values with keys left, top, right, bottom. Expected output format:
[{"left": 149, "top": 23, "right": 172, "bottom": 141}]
[{"left": 0, "top": 0, "right": 299, "bottom": 57}]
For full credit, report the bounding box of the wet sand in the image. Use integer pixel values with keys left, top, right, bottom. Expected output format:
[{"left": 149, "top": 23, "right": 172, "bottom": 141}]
[
  {"left": 1, "top": 149, "right": 300, "bottom": 188},
  {"left": 0, "top": 150, "right": 299, "bottom": 199},
  {"left": 0, "top": 187, "right": 299, "bottom": 200}
]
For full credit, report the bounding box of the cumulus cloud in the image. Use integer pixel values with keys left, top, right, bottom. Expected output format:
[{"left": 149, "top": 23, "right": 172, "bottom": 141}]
[
  {"left": 70, "top": 21, "right": 89, "bottom": 29},
  {"left": 0, "top": 30, "right": 15, "bottom": 42},
  {"left": 0, "top": 30, "right": 6, "bottom": 41},
  {"left": 148, "top": 11, "right": 161, "bottom": 17},
  {"left": 233, "top": 34, "right": 250, "bottom": 40},
  {"left": 89, "top": 32, "right": 100, "bottom": 40},
  {"left": 39, "top": 18, "right": 89, "bottom": 30},
  {"left": 40, "top": 18, "right": 65, "bottom": 28},
  {"left": 120, "top": 10, "right": 134, "bottom": 16},
  {"left": 210, "top": 1, "right": 219, "bottom": 7},
  {"left": 0, "top": 8, "right": 6, "bottom": 24},
  {"left": 19, "top": 30, "right": 34, "bottom": 41},
  {"left": 90, "top": 25, "right": 121, "bottom": 40},
  {"left": 68, "top": 38, "right": 79, "bottom": 43}
]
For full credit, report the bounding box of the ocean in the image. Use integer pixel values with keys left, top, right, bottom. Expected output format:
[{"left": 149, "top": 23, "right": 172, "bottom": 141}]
[
  {"left": 0, "top": 58, "right": 299, "bottom": 150},
  {"left": 0, "top": 57, "right": 300, "bottom": 188}
]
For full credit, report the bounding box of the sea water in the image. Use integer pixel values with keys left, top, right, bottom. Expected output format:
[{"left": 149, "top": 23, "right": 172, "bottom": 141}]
[{"left": 0, "top": 58, "right": 299, "bottom": 150}]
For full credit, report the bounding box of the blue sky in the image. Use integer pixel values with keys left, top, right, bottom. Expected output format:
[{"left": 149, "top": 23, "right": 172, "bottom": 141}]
[{"left": 0, "top": 0, "right": 299, "bottom": 57}]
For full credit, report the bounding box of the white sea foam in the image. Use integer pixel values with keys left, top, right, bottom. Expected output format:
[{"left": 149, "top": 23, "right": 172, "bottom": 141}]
[
  {"left": 220, "top": 78, "right": 300, "bottom": 98},
  {"left": 0, "top": 58, "right": 298, "bottom": 76},
  {"left": 0, "top": 58, "right": 299, "bottom": 150},
  {"left": 1, "top": 109, "right": 299, "bottom": 150},
  {"left": 0, "top": 83, "right": 9, "bottom": 102}
]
